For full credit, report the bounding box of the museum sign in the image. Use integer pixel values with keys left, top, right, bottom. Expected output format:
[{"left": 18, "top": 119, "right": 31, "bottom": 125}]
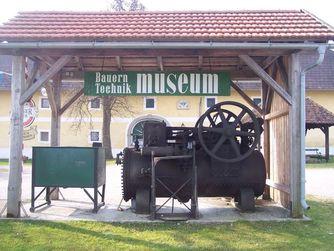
[{"left": 84, "top": 71, "right": 230, "bottom": 96}]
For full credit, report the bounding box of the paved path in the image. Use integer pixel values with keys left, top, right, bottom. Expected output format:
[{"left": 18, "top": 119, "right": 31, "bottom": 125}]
[
  {"left": 0, "top": 165, "right": 333, "bottom": 222},
  {"left": 306, "top": 168, "right": 334, "bottom": 198},
  {"left": 1, "top": 165, "right": 333, "bottom": 201}
]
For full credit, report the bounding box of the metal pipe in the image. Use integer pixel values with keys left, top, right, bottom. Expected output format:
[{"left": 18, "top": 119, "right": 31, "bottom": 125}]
[
  {"left": 0, "top": 41, "right": 331, "bottom": 50},
  {"left": 300, "top": 45, "right": 326, "bottom": 210}
]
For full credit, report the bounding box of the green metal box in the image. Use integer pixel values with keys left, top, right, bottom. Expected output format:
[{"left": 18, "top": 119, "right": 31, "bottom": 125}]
[
  {"left": 31, "top": 146, "right": 106, "bottom": 212},
  {"left": 32, "top": 147, "right": 106, "bottom": 187}
]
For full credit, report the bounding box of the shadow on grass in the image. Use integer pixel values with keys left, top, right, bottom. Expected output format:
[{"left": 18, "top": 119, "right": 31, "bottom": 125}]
[
  {"left": 1, "top": 197, "right": 333, "bottom": 250},
  {"left": 22, "top": 220, "right": 186, "bottom": 250}
]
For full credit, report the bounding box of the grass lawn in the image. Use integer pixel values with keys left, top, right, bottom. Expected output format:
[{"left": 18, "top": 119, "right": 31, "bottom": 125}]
[
  {"left": 0, "top": 196, "right": 333, "bottom": 250},
  {"left": 306, "top": 156, "right": 334, "bottom": 168},
  {"left": 0, "top": 159, "right": 9, "bottom": 166}
]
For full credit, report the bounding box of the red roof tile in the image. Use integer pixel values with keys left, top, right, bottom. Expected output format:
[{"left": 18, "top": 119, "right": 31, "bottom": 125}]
[
  {"left": 0, "top": 10, "right": 333, "bottom": 42},
  {"left": 306, "top": 97, "right": 334, "bottom": 126}
]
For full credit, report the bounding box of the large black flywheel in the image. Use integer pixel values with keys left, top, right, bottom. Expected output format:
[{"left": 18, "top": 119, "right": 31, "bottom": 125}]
[{"left": 197, "top": 101, "right": 261, "bottom": 163}]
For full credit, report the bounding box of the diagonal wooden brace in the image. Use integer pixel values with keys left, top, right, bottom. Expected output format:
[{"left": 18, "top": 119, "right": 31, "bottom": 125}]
[
  {"left": 20, "top": 55, "right": 72, "bottom": 105},
  {"left": 239, "top": 54, "right": 292, "bottom": 105}
]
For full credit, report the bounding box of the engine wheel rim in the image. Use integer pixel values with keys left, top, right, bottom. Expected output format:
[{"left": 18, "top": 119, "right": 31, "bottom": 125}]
[
  {"left": 122, "top": 148, "right": 133, "bottom": 201},
  {"left": 198, "top": 101, "right": 260, "bottom": 163}
]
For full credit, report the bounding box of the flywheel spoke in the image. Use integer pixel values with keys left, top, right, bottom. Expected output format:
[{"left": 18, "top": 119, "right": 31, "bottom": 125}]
[
  {"left": 211, "top": 135, "right": 227, "bottom": 153},
  {"left": 232, "top": 110, "right": 246, "bottom": 128},
  {"left": 205, "top": 127, "right": 224, "bottom": 134},
  {"left": 206, "top": 114, "right": 216, "bottom": 127},
  {"left": 217, "top": 108, "right": 229, "bottom": 127}
]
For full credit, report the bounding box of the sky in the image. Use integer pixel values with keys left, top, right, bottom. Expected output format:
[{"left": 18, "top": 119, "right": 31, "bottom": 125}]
[{"left": 0, "top": 0, "right": 333, "bottom": 27}]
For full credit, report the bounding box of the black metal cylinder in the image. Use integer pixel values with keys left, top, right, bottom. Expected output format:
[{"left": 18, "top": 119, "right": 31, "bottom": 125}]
[{"left": 122, "top": 147, "right": 266, "bottom": 202}]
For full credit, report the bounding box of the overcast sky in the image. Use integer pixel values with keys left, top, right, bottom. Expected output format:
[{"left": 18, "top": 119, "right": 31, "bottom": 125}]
[{"left": 0, "top": 0, "right": 333, "bottom": 27}]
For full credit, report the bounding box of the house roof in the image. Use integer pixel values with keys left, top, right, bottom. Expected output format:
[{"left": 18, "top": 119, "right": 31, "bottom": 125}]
[
  {"left": 0, "top": 10, "right": 333, "bottom": 42},
  {"left": 303, "top": 49, "right": 334, "bottom": 90},
  {"left": 306, "top": 97, "right": 334, "bottom": 127}
]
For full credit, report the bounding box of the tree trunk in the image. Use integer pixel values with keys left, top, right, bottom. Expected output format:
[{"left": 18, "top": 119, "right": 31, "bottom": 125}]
[
  {"left": 49, "top": 74, "right": 61, "bottom": 200},
  {"left": 102, "top": 96, "right": 113, "bottom": 159}
]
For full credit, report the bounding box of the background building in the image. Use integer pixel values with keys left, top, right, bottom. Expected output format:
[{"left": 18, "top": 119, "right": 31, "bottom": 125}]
[{"left": 1, "top": 50, "right": 334, "bottom": 159}]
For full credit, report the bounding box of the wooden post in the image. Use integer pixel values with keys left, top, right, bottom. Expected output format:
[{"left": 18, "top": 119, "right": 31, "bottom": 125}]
[
  {"left": 324, "top": 126, "right": 329, "bottom": 162},
  {"left": 289, "top": 53, "right": 303, "bottom": 218},
  {"left": 262, "top": 82, "right": 271, "bottom": 199},
  {"left": 7, "top": 56, "right": 26, "bottom": 217}
]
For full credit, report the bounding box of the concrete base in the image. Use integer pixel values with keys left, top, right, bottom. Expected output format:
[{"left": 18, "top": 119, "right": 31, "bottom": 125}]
[{"left": 0, "top": 197, "right": 294, "bottom": 223}]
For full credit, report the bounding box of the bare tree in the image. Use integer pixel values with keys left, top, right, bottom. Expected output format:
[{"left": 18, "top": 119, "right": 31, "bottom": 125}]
[
  {"left": 98, "top": 0, "right": 145, "bottom": 158},
  {"left": 66, "top": 89, "right": 133, "bottom": 159},
  {"left": 69, "top": 0, "right": 145, "bottom": 159},
  {"left": 108, "top": 0, "right": 145, "bottom": 11}
]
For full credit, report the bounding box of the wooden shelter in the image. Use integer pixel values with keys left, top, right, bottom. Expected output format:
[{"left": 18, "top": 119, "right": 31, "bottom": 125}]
[
  {"left": 306, "top": 97, "right": 334, "bottom": 161},
  {"left": 0, "top": 10, "right": 334, "bottom": 218}
]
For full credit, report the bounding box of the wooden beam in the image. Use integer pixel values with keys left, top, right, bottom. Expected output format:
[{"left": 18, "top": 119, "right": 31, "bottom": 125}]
[
  {"left": 276, "top": 57, "right": 289, "bottom": 89},
  {"left": 198, "top": 56, "right": 203, "bottom": 70},
  {"left": 320, "top": 126, "right": 330, "bottom": 162},
  {"left": 157, "top": 56, "right": 164, "bottom": 71},
  {"left": 115, "top": 56, "right": 122, "bottom": 70},
  {"left": 45, "top": 82, "right": 57, "bottom": 115},
  {"left": 20, "top": 55, "right": 72, "bottom": 105},
  {"left": 325, "top": 126, "right": 329, "bottom": 162},
  {"left": 36, "top": 56, "right": 55, "bottom": 67},
  {"left": 289, "top": 52, "right": 303, "bottom": 218},
  {"left": 261, "top": 56, "right": 279, "bottom": 70},
  {"left": 25, "top": 60, "right": 40, "bottom": 88},
  {"left": 264, "top": 108, "right": 289, "bottom": 121},
  {"left": 265, "top": 87, "right": 274, "bottom": 114},
  {"left": 74, "top": 56, "right": 84, "bottom": 71},
  {"left": 239, "top": 54, "right": 292, "bottom": 105},
  {"left": 59, "top": 88, "right": 84, "bottom": 115},
  {"left": 231, "top": 81, "right": 263, "bottom": 115},
  {"left": 262, "top": 82, "right": 270, "bottom": 199},
  {"left": 266, "top": 179, "right": 290, "bottom": 194},
  {"left": 7, "top": 56, "right": 25, "bottom": 217}
]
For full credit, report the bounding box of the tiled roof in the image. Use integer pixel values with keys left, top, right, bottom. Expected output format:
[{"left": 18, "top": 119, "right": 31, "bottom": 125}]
[
  {"left": 0, "top": 10, "right": 333, "bottom": 42},
  {"left": 303, "top": 50, "right": 334, "bottom": 90},
  {"left": 306, "top": 97, "right": 334, "bottom": 126}
]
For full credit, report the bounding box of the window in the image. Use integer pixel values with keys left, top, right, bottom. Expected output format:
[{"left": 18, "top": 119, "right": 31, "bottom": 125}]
[
  {"left": 252, "top": 97, "right": 262, "bottom": 106},
  {"left": 205, "top": 97, "right": 217, "bottom": 109},
  {"left": 89, "top": 130, "right": 101, "bottom": 143},
  {"left": 40, "top": 97, "right": 50, "bottom": 109},
  {"left": 90, "top": 98, "right": 101, "bottom": 109},
  {"left": 144, "top": 97, "right": 156, "bottom": 110},
  {"left": 38, "top": 130, "right": 50, "bottom": 143}
]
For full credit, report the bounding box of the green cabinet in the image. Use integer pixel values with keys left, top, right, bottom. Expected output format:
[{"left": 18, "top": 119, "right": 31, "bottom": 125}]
[
  {"left": 32, "top": 147, "right": 105, "bottom": 187},
  {"left": 31, "top": 147, "right": 106, "bottom": 213}
]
